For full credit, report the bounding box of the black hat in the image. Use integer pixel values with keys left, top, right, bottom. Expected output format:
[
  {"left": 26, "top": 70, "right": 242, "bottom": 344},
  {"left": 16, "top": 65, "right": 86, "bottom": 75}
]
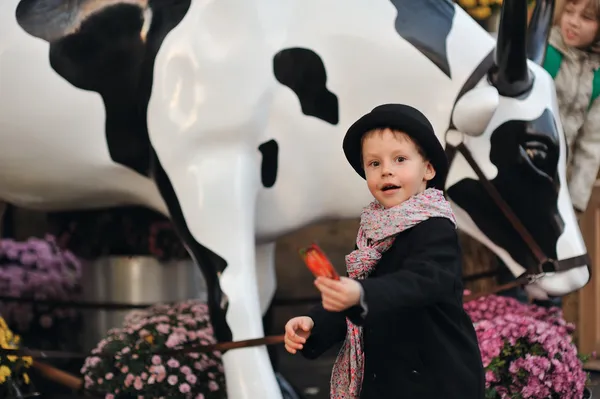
[{"left": 342, "top": 104, "right": 448, "bottom": 190}]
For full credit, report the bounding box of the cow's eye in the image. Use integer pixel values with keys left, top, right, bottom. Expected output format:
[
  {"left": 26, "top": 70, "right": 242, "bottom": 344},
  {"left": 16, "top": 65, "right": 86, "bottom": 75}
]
[{"left": 522, "top": 140, "right": 554, "bottom": 177}]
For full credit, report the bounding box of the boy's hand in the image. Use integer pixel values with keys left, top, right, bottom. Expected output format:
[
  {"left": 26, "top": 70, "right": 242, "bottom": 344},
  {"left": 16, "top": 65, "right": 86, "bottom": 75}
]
[
  {"left": 315, "top": 276, "right": 361, "bottom": 312},
  {"left": 284, "top": 316, "right": 314, "bottom": 354}
]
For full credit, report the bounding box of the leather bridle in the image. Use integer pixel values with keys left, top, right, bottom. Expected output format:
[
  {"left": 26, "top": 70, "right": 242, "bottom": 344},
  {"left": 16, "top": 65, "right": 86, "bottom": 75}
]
[{"left": 444, "top": 135, "right": 591, "bottom": 301}]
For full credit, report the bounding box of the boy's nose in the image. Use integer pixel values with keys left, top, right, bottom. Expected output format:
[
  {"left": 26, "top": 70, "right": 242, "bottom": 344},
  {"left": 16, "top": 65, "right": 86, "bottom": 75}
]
[{"left": 381, "top": 164, "right": 393, "bottom": 176}]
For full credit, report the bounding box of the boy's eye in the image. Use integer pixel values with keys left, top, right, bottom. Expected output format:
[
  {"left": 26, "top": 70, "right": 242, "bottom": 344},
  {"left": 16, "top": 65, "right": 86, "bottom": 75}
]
[
  {"left": 396, "top": 156, "right": 406, "bottom": 162},
  {"left": 369, "top": 161, "right": 379, "bottom": 167}
]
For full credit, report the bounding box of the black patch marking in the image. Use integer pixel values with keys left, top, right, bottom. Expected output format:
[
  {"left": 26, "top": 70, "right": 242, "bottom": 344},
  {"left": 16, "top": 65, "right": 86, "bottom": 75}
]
[
  {"left": 273, "top": 48, "right": 339, "bottom": 125},
  {"left": 16, "top": 0, "right": 191, "bottom": 176},
  {"left": 390, "top": 0, "right": 455, "bottom": 77},
  {"left": 447, "top": 109, "right": 563, "bottom": 271},
  {"left": 258, "top": 139, "right": 278, "bottom": 188}
]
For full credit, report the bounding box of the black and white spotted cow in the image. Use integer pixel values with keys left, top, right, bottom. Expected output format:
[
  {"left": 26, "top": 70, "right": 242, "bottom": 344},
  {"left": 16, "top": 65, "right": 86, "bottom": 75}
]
[{"left": 0, "top": 0, "right": 589, "bottom": 397}]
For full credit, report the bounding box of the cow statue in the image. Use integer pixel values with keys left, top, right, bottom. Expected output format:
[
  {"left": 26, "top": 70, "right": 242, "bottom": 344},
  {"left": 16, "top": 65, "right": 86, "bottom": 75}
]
[{"left": 0, "top": 0, "right": 591, "bottom": 397}]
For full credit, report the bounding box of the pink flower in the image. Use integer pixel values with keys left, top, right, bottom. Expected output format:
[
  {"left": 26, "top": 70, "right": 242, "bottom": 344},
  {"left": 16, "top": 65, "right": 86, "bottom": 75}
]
[
  {"left": 168, "top": 375, "right": 178, "bottom": 386},
  {"left": 181, "top": 366, "right": 192, "bottom": 375},
  {"left": 167, "top": 358, "right": 180, "bottom": 368},
  {"left": 124, "top": 374, "right": 134, "bottom": 387},
  {"left": 105, "top": 373, "right": 113, "bottom": 381},
  {"left": 87, "top": 356, "right": 101, "bottom": 368},
  {"left": 156, "top": 323, "right": 170, "bottom": 334},
  {"left": 179, "top": 383, "right": 191, "bottom": 393},
  {"left": 134, "top": 376, "right": 143, "bottom": 390},
  {"left": 165, "top": 332, "right": 186, "bottom": 348},
  {"left": 208, "top": 380, "right": 219, "bottom": 391},
  {"left": 151, "top": 355, "right": 161, "bottom": 365},
  {"left": 186, "top": 373, "right": 197, "bottom": 384}
]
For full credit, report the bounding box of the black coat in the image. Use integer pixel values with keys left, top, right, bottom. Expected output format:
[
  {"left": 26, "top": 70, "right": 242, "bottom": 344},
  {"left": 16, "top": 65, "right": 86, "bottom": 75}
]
[{"left": 301, "top": 217, "right": 484, "bottom": 399}]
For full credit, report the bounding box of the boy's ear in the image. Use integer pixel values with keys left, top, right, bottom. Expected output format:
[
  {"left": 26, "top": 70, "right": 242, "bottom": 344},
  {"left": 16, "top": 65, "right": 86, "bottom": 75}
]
[{"left": 424, "top": 161, "right": 436, "bottom": 182}]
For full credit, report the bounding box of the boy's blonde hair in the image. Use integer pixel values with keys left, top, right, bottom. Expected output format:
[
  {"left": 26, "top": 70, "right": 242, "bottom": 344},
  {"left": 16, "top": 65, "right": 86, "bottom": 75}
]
[
  {"left": 359, "top": 128, "right": 428, "bottom": 165},
  {"left": 554, "top": 0, "right": 600, "bottom": 52}
]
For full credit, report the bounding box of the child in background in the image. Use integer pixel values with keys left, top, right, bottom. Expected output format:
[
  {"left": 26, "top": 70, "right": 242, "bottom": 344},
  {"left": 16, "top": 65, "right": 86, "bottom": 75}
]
[
  {"left": 546, "top": 0, "right": 600, "bottom": 215},
  {"left": 284, "top": 104, "right": 484, "bottom": 399}
]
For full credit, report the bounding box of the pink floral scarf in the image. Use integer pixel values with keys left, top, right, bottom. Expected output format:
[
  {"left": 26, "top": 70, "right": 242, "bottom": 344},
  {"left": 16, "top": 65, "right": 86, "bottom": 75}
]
[{"left": 330, "top": 188, "right": 456, "bottom": 398}]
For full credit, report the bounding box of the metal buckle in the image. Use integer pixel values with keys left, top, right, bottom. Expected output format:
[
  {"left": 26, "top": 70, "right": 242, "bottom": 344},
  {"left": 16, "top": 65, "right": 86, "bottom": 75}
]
[{"left": 538, "top": 258, "right": 559, "bottom": 274}]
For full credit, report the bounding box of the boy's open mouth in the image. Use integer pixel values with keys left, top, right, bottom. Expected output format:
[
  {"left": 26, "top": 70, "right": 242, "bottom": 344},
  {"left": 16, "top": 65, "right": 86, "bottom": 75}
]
[{"left": 381, "top": 184, "right": 400, "bottom": 191}]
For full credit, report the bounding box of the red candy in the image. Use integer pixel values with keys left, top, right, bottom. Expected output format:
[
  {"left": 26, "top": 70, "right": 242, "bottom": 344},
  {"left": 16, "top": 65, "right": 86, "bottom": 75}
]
[{"left": 299, "top": 244, "right": 340, "bottom": 280}]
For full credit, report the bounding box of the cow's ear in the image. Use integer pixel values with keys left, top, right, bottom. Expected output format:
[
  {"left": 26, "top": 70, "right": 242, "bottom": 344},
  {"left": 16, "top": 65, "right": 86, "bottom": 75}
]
[{"left": 452, "top": 86, "right": 499, "bottom": 137}]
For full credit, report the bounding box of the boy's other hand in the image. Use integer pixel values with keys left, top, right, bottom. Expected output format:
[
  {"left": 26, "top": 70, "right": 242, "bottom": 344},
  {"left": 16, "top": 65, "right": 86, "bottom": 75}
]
[
  {"left": 315, "top": 276, "right": 361, "bottom": 312},
  {"left": 284, "top": 316, "right": 314, "bottom": 354}
]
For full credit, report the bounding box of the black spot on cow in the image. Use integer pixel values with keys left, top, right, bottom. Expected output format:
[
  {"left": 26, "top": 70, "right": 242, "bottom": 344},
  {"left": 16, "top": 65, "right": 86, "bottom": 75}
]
[
  {"left": 258, "top": 139, "right": 278, "bottom": 188},
  {"left": 16, "top": 0, "right": 191, "bottom": 176},
  {"left": 273, "top": 48, "right": 339, "bottom": 125},
  {"left": 390, "top": 0, "right": 455, "bottom": 77},
  {"left": 447, "top": 109, "right": 563, "bottom": 272}
]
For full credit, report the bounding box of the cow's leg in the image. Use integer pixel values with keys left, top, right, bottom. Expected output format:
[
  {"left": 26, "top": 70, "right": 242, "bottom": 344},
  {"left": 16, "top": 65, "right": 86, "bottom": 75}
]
[
  {"left": 256, "top": 243, "right": 304, "bottom": 399},
  {"left": 150, "top": 150, "right": 232, "bottom": 344},
  {"left": 151, "top": 149, "right": 281, "bottom": 399},
  {"left": 256, "top": 242, "right": 277, "bottom": 316},
  {"left": 256, "top": 242, "right": 279, "bottom": 366}
]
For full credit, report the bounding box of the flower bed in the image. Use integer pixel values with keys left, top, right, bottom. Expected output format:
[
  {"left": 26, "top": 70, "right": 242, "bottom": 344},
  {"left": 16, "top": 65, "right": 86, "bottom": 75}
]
[
  {"left": 81, "top": 300, "right": 226, "bottom": 398},
  {"left": 0, "top": 235, "right": 82, "bottom": 351},
  {"left": 464, "top": 294, "right": 591, "bottom": 398}
]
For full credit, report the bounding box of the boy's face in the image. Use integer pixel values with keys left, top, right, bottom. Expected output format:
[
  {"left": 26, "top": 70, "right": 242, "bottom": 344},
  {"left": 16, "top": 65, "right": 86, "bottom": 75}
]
[
  {"left": 561, "top": 0, "right": 598, "bottom": 49},
  {"left": 361, "top": 128, "right": 435, "bottom": 209}
]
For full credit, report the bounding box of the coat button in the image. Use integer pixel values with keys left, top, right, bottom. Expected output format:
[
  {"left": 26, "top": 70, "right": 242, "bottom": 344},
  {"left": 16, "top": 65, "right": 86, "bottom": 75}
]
[{"left": 411, "top": 369, "right": 420, "bottom": 375}]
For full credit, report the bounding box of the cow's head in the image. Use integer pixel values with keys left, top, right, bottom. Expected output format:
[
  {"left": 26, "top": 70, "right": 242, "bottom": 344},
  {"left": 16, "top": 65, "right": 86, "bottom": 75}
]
[{"left": 446, "top": 0, "right": 590, "bottom": 298}]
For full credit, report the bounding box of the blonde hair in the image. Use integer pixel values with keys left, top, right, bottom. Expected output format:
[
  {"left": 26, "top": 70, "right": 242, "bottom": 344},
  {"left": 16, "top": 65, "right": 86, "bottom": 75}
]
[
  {"left": 359, "top": 128, "right": 428, "bottom": 165},
  {"left": 554, "top": 0, "right": 600, "bottom": 51}
]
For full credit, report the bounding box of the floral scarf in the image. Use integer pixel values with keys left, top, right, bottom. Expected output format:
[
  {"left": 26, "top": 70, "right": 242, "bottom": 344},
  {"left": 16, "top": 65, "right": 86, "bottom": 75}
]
[{"left": 330, "top": 188, "right": 456, "bottom": 398}]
